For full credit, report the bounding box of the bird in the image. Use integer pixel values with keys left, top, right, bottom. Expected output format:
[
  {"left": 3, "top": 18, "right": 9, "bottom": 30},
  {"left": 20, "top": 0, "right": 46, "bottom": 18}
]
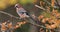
[
  {"left": 15, "top": 3, "right": 29, "bottom": 19},
  {"left": 15, "top": 3, "right": 42, "bottom": 24},
  {"left": 15, "top": 3, "right": 44, "bottom": 32}
]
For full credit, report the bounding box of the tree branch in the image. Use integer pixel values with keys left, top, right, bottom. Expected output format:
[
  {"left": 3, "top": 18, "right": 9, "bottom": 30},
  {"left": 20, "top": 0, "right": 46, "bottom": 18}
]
[
  {"left": 0, "top": 11, "right": 21, "bottom": 19},
  {"left": 35, "top": 5, "right": 46, "bottom": 10},
  {"left": 0, "top": 11, "right": 58, "bottom": 31}
]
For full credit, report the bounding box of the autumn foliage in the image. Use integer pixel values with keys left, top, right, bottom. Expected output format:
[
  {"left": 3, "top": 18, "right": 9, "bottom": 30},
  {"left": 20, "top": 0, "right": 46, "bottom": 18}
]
[{"left": 0, "top": 0, "right": 60, "bottom": 32}]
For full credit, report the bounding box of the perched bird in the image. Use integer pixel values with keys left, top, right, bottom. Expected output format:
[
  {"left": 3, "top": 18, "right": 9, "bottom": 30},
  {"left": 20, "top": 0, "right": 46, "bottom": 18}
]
[
  {"left": 15, "top": 3, "right": 29, "bottom": 19},
  {"left": 15, "top": 3, "right": 42, "bottom": 24},
  {"left": 15, "top": 3, "right": 43, "bottom": 32}
]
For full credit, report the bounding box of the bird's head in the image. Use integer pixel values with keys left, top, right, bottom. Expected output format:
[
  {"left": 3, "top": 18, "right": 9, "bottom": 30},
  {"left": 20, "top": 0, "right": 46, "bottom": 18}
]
[{"left": 15, "top": 3, "right": 22, "bottom": 8}]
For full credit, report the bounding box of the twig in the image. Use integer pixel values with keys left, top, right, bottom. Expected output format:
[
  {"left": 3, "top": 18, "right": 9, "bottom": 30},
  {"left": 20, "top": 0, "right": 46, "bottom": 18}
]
[
  {"left": 35, "top": 5, "right": 46, "bottom": 10},
  {"left": 0, "top": 11, "right": 21, "bottom": 19},
  {"left": 55, "top": 0, "right": 60, "bottom": 9},
  {"left": 0, "top": 11, "right": 46, "bottom": 28},
  {"left": 43, "top": 0, "right": 59, "bottom": 8},
  {"left": 0, "top": 11, "right": 47, "bottom": 28},
  {"left": 0, "top": 11, "right": 59, "bottom": 31}
]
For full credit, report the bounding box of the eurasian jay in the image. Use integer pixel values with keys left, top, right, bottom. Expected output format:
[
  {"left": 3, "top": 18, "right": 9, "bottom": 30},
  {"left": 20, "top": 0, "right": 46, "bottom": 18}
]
[
  {"left": 15, "top": 4, "right": 40, "bottom": 23},
  {"left": 15, "top": 3, "right": 29, "bottom": 19},
  {"left": 15, "top": 3, "right": 41, "bottom": 24},
  {"left": 15, "top": 4, "right": 43, "bottom": 32}
]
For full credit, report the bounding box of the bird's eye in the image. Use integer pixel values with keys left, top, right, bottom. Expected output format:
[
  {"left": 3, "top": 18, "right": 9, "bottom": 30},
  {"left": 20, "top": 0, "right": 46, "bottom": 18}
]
[{"left": 16, "top": 6, "right": 18, "bottom": 8}]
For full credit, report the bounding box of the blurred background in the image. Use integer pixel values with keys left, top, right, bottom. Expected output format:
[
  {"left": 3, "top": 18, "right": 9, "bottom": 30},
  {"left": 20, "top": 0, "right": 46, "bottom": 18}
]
[{"left": 0, "top": 0, "right": 60, "bottom": 32}]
